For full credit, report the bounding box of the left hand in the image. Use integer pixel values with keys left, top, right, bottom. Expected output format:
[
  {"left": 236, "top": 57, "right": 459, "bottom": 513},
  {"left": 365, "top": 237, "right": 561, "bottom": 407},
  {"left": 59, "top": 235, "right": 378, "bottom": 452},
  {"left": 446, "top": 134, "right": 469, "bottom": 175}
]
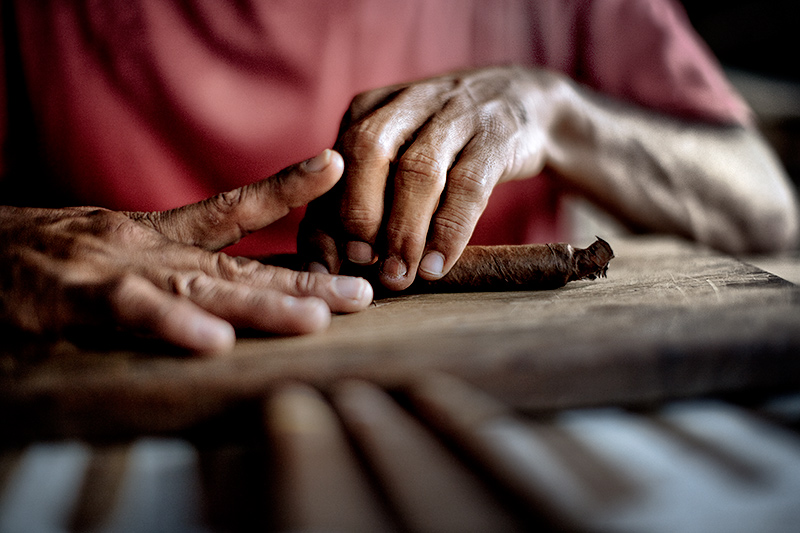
[
  {"left": 0, "top": 150, "right": 374, "bottom": 354},
  {"left": 299, "top": 66, "right": 561, "bottom": 290}
]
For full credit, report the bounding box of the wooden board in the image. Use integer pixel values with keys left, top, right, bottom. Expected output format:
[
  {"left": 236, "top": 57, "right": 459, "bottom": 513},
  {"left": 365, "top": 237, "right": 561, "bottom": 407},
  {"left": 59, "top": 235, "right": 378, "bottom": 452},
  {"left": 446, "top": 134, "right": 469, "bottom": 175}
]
[{"left": 2, "top": 236, "right": 799, "bottom": 439}]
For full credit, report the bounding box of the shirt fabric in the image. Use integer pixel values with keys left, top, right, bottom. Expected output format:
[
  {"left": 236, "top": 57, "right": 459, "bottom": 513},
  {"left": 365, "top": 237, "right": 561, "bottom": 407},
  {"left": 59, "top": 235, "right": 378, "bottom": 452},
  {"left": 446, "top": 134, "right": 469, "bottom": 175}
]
[{"left": 1, "top": 0, "right": 750, "bottom": 256}]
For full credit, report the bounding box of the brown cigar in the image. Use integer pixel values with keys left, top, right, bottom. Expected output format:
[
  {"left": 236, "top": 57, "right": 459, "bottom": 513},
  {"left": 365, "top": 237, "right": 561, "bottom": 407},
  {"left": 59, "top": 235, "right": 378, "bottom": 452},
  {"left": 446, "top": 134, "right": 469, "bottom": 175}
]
[
  {"left": 268, "top": 237, "right": 613, "bottom": 294},
  {"left": 339, "top": 237, "right": 613, "bottom": 296},
  {"left": 414, "top": 237, "right": 614, "bottom": 293}
]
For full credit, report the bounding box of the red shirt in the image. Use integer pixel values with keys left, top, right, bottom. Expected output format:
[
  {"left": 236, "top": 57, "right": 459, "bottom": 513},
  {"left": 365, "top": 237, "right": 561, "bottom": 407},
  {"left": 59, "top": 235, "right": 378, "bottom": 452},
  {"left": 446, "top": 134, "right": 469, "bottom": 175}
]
[{"left": 1, "top": 0, "right": 750, "bottom": 256}]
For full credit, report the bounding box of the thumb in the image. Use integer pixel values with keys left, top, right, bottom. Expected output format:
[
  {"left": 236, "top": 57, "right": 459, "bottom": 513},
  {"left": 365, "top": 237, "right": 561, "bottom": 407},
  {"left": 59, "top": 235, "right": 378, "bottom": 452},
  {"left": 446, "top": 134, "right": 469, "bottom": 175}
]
[{"left": 133, "top": 150, "right": 344, "bottom": 251}]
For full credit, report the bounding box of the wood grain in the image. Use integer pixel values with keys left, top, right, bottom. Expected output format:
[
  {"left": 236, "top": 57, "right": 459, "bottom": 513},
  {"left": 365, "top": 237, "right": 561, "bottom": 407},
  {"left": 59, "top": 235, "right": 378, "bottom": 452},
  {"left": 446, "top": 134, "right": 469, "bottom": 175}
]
[{"left": 1, "top": 236, "right": 799, "bottom": 439}]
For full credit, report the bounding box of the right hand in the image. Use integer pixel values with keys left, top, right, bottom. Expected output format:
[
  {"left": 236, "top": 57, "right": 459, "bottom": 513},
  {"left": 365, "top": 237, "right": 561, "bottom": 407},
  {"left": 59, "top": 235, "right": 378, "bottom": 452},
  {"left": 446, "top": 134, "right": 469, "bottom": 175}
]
[
  {"left": 299, "top": 66, "right": 561, "bottom": 290},
  {"left": 0, "top": 150, "right": 373, "bottom": 354}
]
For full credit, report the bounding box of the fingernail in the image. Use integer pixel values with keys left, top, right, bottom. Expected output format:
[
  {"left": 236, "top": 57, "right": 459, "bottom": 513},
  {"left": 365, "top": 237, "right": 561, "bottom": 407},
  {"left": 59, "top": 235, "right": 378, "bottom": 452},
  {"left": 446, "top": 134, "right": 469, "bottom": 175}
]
[
  {"left": 381, "top": 256, "right": 407, "bottom": 279},
  {"left": 332, "top": 276, "right": 368, "bottom": 300},
  {"left": 419, "top": 251, "right": 445, "bottom": 278},
  {"left": 192, "top": 316, "right": 235, "bottom": 351},
  {"left": 304, "top": 149, "right": 332, "bottom": 172},
  {"left": 346, "top": 241, "right": 373, "bottom": 264},
  {"left": 308, "top": 261, "right": 329, "bottom": 274}
]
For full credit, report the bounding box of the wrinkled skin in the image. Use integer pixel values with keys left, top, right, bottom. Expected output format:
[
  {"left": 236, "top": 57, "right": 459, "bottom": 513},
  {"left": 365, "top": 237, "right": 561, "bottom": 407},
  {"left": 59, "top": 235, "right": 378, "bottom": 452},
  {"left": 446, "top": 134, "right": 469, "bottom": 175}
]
[
  {"left": 300, "top": 67, "right": 560, "bottom": 291},
  {"left": 300, "top": 66, "right": 799, "bottom": 289},
  {"left": 4, "top": 65, "right": 798, "bottom": 353},
  {"left": 0, "top": 151, "right": 373, "bottom": 353}
]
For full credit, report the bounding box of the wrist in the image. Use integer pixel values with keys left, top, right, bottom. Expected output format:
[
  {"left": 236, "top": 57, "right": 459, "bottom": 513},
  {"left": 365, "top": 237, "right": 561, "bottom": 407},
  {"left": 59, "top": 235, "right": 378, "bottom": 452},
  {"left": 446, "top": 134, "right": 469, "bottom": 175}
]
[
  {"left": 539, "top": 75, "right": 596, "bottom": 177},
  {"left": 500, "top": 66, "right": 577, "bottom": 184}
]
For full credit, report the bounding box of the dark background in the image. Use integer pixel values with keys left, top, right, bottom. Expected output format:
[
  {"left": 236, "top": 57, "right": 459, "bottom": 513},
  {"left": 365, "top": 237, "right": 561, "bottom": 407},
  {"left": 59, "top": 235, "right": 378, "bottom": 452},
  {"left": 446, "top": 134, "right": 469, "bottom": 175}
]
[
  {"left": 680, "top": 0, "right": 800, "bottom": 185},
  {"left": 681, "top": 0, "right": 799, "bottom": 82}
]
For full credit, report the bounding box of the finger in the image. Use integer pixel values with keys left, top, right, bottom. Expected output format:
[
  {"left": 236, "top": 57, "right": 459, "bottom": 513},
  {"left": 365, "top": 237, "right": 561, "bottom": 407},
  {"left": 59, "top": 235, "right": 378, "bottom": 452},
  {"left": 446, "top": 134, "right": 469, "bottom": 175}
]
[
  {"left": 298, "top": 195, "right": 346, "bottom": 274},
  {"left": 418, "top": 134, "right": 508, "bottom": 281},
  {"left": 340, "top": 84, "right": 406, "bottom": 131},
  {"left": 376, "top": 101, "right": 477, "bottom": 290},
  {"left": 134, "top": 150, "right": 344, "bottom": 251},
  {"left": 181, "top": 253, "right": 373, "bottom": 313},
  {"left": 111, "top": 233, "right": 372, "bottom": 314},
  {"left": 249, "top": 267, "right": 374, "bottom": 313},
  {"left": 106, "top": 274, "right": 236, "bottom": 353},
  {"left": 337, "top": 83, "right": 451, "bottom": 265},
  {"left": 377, "top": 140, "right": 448, "bottom": 290},
  {"left": 162, "top": 270, "right": 332, "bottom": 335},
  {"left": 318, "top": 87, "right": 403, "bottom": 271}
]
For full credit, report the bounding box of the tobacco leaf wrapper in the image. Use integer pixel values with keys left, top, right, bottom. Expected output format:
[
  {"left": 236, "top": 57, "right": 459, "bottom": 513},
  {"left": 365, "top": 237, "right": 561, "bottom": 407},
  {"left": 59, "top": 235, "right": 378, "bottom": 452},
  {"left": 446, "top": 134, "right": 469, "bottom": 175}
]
[
  {"left": 414, "top": 237, "right": 613, "bottom": 293},
  {"left": 339, "top": 237, "right": 613, "bottom": 296},
  {"left": 265, "top": 238, "right": 613, "bottom": 295}
]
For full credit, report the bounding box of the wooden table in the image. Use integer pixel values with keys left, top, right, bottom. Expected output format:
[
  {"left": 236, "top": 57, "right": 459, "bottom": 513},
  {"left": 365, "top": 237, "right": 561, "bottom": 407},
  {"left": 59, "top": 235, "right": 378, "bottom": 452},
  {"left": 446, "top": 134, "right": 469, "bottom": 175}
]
[
  {"left": 1, "top": 236, "right": 799, "bottom": 532},
  {"left": 2, "top": 235, "right": 799, "bottom": 438}
]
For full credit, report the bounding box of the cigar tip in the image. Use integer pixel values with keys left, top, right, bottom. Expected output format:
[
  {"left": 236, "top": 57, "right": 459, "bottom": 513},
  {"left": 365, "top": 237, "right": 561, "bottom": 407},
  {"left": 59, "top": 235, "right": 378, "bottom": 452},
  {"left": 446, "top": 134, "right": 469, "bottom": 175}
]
[{"left": 573, "top": 237, "right": 614, "bottom": 280}]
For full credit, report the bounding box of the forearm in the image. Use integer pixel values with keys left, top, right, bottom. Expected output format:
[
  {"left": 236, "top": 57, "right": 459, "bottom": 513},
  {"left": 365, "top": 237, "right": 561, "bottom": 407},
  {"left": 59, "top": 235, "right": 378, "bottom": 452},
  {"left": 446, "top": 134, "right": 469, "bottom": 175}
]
[{"left": 536, "top": 75, "right": 799, "bottom": 253}]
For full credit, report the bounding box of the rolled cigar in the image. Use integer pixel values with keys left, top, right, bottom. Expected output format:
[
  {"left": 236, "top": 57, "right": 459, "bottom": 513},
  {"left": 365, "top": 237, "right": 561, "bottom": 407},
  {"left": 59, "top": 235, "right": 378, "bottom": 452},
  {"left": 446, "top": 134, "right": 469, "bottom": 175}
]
[
  {"left": 338, "top": 237, "right": 613, "bottom": 296},
  {"left": 414, "top": 237, "right": 614, "bottom": 293},
  {"left": 267, "top": 237, "right": 613, "bottom": 294}
]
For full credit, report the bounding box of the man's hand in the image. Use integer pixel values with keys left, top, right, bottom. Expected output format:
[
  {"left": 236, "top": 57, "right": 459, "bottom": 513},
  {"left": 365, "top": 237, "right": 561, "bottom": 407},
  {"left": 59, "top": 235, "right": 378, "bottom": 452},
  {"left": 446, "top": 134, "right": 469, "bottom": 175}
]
[
  {"left": 301, "top": 66, "right": 799, "bottom": 275},
  {"left": 0, "top": 150, "right": 373, "bottom": 353},
  {"left": 300, "top": 67, "right": 561, "bottom": 291}
]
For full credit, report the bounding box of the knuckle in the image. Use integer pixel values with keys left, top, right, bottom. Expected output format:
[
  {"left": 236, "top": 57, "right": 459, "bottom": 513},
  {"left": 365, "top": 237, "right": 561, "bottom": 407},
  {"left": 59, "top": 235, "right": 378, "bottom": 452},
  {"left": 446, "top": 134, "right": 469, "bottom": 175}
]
[
  {"left": 292, "top": 270, "right": 316, "bottom": 295},
  {"left": 438, "top": 208, "right": 475, "bottom": 236},
  {"left": 385, "top": 221, "right": 427, "bottom": 251},
  {"left": 433, "top": 208, "right": 477, "bottom": 245},
  {"left": 211, "top": 252, "right": 260, "bottom": 281},
  {"left": 397, "top": 150, "right": 446, "bottom": 192},
  {"left": 82, "top": 209, "right": 138, "bottom": 239},
  {"left": 342, "top": 120, "right": 392, "bottom": 160},
  {"left": 341, "top": 204, "right": 382, "bottom": 226},
  {"left": 124, "top": 210, "right": 162, "bottom": 233},
  {"left": 347, "top": 84, "right": 405, "bottom": 121},
  {"left": 348, "top": 91, "right": 377, "bottom": 119},
  {"left": 404, "top": 81, "right": 442, "bottom": 101},
  {"left": 507, "top": 98, "right": 530, "bottom": 127},
  {"left": 73, "top": 210, "right": 151, "bottom": 259},
  {"left": 339, "top": 202, "right": 383, "bottom": 238},
  {"left": 75, "top": 207, "right": 121, "bottom": 227},
  {"left": 166, "top": 270, "right": 213, "bottom": 299},
  {"left": 450, "top": 165, "right": 493, "bottom": 206},
  {"left": 51, "top": 210, "right": 141, "bottom": 259},
  {"left": 478, "top": 106, "right": 515, "bottom": 140},
  {"left": 51, "top": 233, "right": 96, "bottom": 260},
  {"left": 202, "top": 189, "right": 245, "bottom": 224},
  {"left": 105, "top": 219, "right": 151, "bottom": 248},
  {"left": 52, "top": 233, "right": 110, "bottom": 262}
]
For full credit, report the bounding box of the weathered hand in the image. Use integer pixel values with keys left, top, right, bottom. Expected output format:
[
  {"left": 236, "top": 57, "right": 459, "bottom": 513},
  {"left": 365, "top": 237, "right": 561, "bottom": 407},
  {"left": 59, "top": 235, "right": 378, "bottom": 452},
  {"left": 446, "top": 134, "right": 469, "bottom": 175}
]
[
  {"left": 0, "top": 150, "right": 373, "bottom": 353},
  {"left": 300, "top": 66, "right": 560, "bottom": 290}
]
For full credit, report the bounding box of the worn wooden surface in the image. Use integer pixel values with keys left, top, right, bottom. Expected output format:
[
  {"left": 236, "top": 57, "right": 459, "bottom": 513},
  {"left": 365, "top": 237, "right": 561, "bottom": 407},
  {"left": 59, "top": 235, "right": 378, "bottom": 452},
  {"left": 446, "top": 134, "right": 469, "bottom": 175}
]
[{"left": 1, "top": 236, "right": 799, "bottom": 439}]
